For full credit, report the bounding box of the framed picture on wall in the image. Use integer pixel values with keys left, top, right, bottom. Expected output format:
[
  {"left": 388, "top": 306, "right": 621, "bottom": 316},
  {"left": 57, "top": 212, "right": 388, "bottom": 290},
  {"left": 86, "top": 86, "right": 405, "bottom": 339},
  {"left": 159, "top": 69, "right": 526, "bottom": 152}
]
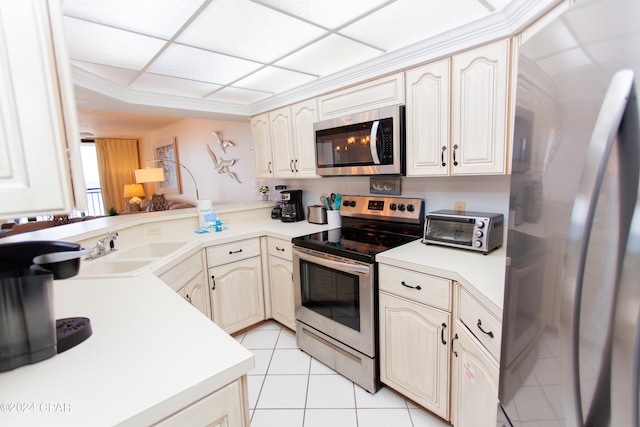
[{"left": 154, "top": 137, "right": 182, "bottom": 194}]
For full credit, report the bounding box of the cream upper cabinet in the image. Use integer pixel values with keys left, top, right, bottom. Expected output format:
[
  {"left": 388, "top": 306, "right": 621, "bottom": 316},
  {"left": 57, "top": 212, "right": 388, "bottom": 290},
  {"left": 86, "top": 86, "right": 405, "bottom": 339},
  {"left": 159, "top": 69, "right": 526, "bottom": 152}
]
[
  {"left": 405, "top": 59, "right": 451, "bottom": 176},
  {"left": 258, "top": 99, "right": 318, "bottom": 179},
  {"left": 250, "top": 112, "right": 274, "bottom": 178},
  {"left": 0, "top": 0, "right": 85, "bottom": 220},
  {"left": 451, "top": 39, "right": 510, "bottom": 175},
  {"left": 317, "top": 73, "right": 405, "bottom": 120},
  {"left": 289, "top": 99, "right": 318, "bottom": 178}
]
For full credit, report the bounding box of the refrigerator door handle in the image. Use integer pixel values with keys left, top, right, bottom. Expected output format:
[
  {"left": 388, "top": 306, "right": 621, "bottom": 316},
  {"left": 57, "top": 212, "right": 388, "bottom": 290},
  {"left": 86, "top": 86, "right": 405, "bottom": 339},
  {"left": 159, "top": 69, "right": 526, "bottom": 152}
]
[{"left": 562, "top": 69, "right": 636, "bottom": 427}]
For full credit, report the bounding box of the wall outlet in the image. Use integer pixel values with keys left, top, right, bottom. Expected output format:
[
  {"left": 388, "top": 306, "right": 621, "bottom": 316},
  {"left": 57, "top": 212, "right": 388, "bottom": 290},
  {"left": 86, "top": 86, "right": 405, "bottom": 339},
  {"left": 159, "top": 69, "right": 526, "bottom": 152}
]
[
  {"left": 454, "top": 201, "right": 466, "bottom": 213},
  {"left": 146, "top": 225, "right": 162, "bottom": 236}
]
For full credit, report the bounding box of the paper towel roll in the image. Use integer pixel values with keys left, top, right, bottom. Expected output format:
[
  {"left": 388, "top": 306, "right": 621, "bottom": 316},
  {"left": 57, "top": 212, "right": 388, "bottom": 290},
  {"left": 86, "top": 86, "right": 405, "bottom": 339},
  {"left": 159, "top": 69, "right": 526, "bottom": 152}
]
[{"left": 197, "top": 200, "right": 212, "bottom": 228}]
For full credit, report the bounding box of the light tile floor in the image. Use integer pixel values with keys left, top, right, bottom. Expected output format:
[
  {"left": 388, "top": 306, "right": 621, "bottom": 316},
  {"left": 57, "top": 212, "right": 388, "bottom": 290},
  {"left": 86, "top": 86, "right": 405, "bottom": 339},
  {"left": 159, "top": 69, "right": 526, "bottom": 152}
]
[{"left": 234, "top": 320, "right": 450, "bottom": 427}]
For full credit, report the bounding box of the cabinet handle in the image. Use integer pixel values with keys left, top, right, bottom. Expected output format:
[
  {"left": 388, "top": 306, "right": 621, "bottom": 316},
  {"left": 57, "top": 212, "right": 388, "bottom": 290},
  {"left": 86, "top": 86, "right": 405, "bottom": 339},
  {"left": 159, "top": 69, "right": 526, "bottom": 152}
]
[
  {"left": 452, "top": 333, "right": 459, "bottom": 357},
  {"left": 229, "top": 249, "right": 243, "bottom": 255},
  {"left": 185, "top": 294, "right": 192, "bottom": 304},
  {"left": 211, "top": 275, "right": 216, "bottom": 290},
  {"left": 294, "top": 159, "right": 299, "bottom": 172},
  {"left": 275, "top": 246, "right": 286, "bottom": 252},
  {"left": 441, "top": 146, "right": 447, "bottom": 167},
  {"left": 401, "top": 281, "right": 422, "bottom": 291},
  {"left": 441, "top": 323, "right": 447, "bottom": 345},
  {"left": 268, "top": 161, "right": 272, "bottom": 173},
  {"left": 453, "top": 144, "right": 459, "bottom": 166},
  {"left": 476, "top": 319, "right": 494, "bottom": 338},
  {"left": 290, "top": 159, "right": 294, "bottom": 172}
]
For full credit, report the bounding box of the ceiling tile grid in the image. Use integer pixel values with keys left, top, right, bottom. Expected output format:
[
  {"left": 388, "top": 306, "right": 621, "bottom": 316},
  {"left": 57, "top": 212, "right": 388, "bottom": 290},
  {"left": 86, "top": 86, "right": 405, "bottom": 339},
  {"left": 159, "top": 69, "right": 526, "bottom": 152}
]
[{"left": 61, "top": 0, "right": 525, "bottom": 121}]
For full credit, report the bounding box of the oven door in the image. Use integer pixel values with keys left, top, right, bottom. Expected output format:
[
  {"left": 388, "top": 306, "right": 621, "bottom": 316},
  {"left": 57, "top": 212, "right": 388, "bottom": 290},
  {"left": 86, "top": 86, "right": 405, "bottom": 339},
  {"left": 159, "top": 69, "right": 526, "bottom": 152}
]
[{"left": 293, "top": 246, "right": 375, "bottom": 357}]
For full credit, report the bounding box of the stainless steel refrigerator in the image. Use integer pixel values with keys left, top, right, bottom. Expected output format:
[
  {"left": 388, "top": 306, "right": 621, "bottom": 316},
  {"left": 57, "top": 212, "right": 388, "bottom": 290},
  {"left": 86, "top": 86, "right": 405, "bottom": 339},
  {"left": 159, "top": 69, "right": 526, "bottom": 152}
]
[{"left": 499, "top": 0, "right": 640, "bottom": 425}]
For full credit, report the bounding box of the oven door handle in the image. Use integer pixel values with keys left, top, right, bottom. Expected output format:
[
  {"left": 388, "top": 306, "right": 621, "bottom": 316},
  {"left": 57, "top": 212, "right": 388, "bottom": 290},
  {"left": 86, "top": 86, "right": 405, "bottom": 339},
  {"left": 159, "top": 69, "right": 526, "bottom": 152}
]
[
  {"left": 370, "top": 120, "right": 381, "bottom": 165},
  {"left": 293, "top": 248, "right": 371, "bottom": 275}
]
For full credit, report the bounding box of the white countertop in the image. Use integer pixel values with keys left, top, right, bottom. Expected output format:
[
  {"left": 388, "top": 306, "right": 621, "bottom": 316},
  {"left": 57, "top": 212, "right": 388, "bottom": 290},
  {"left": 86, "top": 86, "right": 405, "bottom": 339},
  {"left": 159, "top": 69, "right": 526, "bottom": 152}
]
[
  {"left": 377, "top": 239, "right": 507, "bottom": 317},
  {"left": 0, "top": 275, "right": 254, "bottom": 427}
]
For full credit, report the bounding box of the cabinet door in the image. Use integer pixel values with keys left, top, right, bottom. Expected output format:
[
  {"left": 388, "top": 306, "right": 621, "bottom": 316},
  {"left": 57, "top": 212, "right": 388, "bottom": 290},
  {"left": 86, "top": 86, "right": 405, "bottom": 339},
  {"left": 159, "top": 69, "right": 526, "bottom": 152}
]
[
  {"left": 250, "top": 113, "right": 274, "bottom": 178},
  {"left": 153, "top": 378, "right": 248, "bottom": 427},
  {"left": 209, "top": 257, "right": 265, "bottom": 334},
  {"left": 0, "top": 0, "right": 85, "bottom": 220},
  {"left": 451, "top": 40, "right": 510, "bottom": 175},
  {"left": 269, "top": 106, "right": 296, "bottom": 178},
  {"left": 290, "top": 99, "right": 318, "bottom": 178},
  {"left": 268, "top": 255, "right": 295, "bottom": 330},
  {"left": 405, "top": 59, "right": 451, "bottom": 176},
  {"left": 451, "top": 321, "right": 499, "bottom": 427},
  {"left": 178, "top": 272, "right": 210, "bottom": 319},
  {"left": 379, "top": 292, "right": 451, "bottom": 420}
]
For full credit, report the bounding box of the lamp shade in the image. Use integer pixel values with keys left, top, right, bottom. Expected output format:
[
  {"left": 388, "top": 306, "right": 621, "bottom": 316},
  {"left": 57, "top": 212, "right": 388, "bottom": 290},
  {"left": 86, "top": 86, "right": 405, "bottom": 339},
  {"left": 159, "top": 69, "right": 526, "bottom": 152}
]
[
  {"left": 135, "top": 168, "right": 165, "bottom": 183},
  {"left": 123, "top": 183, "right": 145, "bottom": 199}
]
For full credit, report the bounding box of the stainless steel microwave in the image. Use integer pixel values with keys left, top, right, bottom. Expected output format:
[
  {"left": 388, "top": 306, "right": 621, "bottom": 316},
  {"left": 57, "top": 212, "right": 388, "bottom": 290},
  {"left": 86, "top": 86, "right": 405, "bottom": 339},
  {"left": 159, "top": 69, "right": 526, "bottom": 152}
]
[
  {"left": 422, "top": 210, "right": 504, "bottom": 254},
  {"left": 314, "top": 106, "right": 405, "bottom": 176}
]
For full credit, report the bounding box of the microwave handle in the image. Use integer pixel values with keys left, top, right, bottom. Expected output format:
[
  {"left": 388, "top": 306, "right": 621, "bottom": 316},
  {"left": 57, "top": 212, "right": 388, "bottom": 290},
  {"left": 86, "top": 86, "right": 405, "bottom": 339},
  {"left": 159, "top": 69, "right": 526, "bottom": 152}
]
[{"left": 370, "top": 120, "right": 381, "bottom": 165}]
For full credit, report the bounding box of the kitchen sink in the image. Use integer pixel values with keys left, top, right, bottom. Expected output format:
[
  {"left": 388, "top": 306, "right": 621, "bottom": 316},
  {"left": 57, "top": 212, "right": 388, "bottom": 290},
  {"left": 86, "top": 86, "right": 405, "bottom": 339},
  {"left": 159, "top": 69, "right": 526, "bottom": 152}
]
[
  {"left": 77, "top": 259, "right": 154, "bottom": 277},
  {"left": 108, "top": 241, "right": 189, "bottom": 260}
]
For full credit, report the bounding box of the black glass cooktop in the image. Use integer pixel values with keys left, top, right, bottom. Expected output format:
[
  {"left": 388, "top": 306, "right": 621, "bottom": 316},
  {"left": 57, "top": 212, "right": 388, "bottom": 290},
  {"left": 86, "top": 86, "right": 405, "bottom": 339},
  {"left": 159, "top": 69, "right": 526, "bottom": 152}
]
[{"left": 292, "top": 225, "right": 421, "bottom": 264}]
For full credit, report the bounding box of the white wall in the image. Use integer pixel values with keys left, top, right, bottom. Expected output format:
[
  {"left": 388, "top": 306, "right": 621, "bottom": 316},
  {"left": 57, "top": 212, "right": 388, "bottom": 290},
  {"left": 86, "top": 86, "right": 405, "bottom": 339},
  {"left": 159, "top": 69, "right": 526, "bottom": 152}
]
[{"left": 140, "top": 117, "right": 511, "bottom": 217}]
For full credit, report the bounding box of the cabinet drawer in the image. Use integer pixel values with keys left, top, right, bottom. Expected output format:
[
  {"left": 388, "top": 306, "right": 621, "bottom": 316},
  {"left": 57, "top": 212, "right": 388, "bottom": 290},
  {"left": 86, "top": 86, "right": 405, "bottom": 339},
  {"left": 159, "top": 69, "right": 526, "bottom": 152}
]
[
  {"left": 206, "top": 238, "right": 260, "bottom": 267},
  {"left": 379, "top": 264, "right": 451, "bottom": 311},
  {"left": 458, "top": 287, "right": 502, "bottom": 361},
  {"left": 158, "top": 254, "right": 203, "bottom": 292},
  {"left": 267, "top": 237, "right": 292, "bottom": 261}
]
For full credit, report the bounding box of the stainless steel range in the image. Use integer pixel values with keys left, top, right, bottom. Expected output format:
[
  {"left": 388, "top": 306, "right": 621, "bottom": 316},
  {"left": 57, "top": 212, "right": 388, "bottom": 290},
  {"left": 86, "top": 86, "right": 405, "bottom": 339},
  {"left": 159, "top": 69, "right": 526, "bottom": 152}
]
[{"left": 292, "top": 194, "right": 424, "bottom": 393}]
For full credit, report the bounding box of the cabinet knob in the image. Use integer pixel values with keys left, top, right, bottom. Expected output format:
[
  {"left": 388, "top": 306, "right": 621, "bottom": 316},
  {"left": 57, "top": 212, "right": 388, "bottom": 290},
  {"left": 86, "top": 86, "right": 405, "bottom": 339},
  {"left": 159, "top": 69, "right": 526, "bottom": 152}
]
[
  {"left": 441, "top": 146, "right": 447, "bottom": 167},
  {"left": 452, "top": 333, "right": 459, "bottom": 357},
  {"left": 211, "top": 275, "right": 216, "bottom": 290},
  {"left": 229, "top": 249, "right": 243, "bottom": 255},
  {"left": 453, "top": 144, "right": 459, "bottom": 166},
  {"left": 401, "top": 281, "right": 422, "bottom": 291},
  {"left": 185, "top": 294, "right": 192, "bottom": 304},
  {"left": 441, "top": 323, "right": 447, "bottom": 345}
]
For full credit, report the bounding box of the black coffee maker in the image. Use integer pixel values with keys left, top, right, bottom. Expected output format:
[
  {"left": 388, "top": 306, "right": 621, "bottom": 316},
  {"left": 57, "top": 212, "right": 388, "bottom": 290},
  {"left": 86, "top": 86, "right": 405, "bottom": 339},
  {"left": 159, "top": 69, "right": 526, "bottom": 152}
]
[{"left": 280, "top": 189, "right": 305, "bottom": 222}]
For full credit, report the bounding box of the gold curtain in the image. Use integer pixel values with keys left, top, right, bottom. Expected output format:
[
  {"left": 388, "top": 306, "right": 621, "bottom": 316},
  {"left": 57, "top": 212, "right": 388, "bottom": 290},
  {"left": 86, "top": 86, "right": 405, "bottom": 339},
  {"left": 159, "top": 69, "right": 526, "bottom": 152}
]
[{"left": 95, "top": 138, "right": 140, "bottom": 214}]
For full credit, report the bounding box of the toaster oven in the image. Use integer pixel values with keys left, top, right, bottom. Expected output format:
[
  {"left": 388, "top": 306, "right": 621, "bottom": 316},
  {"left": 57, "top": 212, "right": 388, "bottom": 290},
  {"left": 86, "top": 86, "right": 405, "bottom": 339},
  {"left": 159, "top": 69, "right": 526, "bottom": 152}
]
[{"left": 422, "top": 210, "right": 504, "bottom": 254}]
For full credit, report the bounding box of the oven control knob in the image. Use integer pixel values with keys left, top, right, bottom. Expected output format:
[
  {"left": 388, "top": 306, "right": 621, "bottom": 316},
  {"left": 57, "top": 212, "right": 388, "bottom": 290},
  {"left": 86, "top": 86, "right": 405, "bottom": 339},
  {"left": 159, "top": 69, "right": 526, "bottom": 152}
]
[
  {"left": 476, "top": 220, "right": 485, "bottom": 228},
  {"left": 342, "top": 200, "right": 349, "bottom": 208},
  {"left": 390, "top": 203, "right": 397, "bottom": 210},
  {"left": 407, "top": 204, "right": 415, "bottom": 212},
  {"left": 474, "top": 240, "right": 483, "bottom": 248},
  {"left": 398, "top": 204, "right": 406, "bottom": 211},
  {"left": 349, "top": 200, "right": 356, "bottom": 207},
  {"left": 475, "top": 230, "right": 484, "bottom": 238}
]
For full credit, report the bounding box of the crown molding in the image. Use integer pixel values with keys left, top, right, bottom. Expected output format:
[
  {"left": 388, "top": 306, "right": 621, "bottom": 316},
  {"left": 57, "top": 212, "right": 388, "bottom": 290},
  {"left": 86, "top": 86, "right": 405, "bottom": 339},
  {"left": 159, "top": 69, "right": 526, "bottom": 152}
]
[{"left": 72, "top": 0, "right": 562, "bottom": 120}]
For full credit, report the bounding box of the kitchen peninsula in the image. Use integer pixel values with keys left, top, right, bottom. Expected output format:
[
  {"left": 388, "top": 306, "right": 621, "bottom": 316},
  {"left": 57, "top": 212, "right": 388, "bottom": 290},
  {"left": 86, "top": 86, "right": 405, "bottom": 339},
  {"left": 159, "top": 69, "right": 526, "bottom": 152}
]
[{"left": 0, "top": 203, "right": 333, "bottom": 427}]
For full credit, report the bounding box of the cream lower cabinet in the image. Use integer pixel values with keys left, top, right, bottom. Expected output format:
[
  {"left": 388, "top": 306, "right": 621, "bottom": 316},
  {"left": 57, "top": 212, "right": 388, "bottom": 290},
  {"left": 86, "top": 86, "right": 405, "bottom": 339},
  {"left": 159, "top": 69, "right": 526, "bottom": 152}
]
[
  {"left": 153, "top": 377, "right": 249, "bottom": 427},
  {"left": 378, "top": 264, "right": 452, "bottom": 420},
  {"left": 266, "top": 237, "right": 295, "bottom": 330},
  {"left": 451, "top": 321, "right": 499, "bottom": 427},
  {"left": 157, "top": 249, "right": 210, "bottom": 319},
  {"left": 451, "top": 284, "right": 502, "bottom": 427},
  {"left": 207, "top": 238, "right": 265, "bottom": 334}
]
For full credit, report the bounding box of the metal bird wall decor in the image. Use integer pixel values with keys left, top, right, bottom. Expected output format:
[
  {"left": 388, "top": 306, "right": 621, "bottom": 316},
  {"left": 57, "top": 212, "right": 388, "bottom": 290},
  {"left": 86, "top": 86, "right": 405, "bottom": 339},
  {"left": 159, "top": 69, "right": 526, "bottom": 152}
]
[
  {"left": 211, "top": 131, "right": 236, "bottom": 154},
  {"left": 207, "top": 131, "right": 241, "bottom": 183}
]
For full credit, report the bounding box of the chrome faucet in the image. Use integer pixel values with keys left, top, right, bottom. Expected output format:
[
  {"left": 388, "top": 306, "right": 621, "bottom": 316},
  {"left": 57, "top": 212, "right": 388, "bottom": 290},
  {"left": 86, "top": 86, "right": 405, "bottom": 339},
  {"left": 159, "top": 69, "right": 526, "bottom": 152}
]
[{"left": 86, "top": 231, "right": 118, "bottom": 260}]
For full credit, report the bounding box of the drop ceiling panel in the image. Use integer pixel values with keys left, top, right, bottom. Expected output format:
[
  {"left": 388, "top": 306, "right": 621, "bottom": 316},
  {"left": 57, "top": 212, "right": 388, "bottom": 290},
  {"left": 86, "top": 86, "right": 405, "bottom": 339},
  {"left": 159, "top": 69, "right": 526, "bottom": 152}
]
[
  {"left": 233, "top": 66, "right": 316, "bottom": 93},
  {"left": 131, "top": 73, "right": 222, "bottom": 98},
  {"left": 340, "top": 0, "right": 490, "bottom": 51},
  {"left": 177, "top": 0, "right": 328, "bottom": 64},
  {"left": 62, "top": 0, "right": 206, "bottom": 39},
  {"left": 536, "top": 47, "right": 592, "bottom": 78},
  {"left": 206, "top": 87, "right": 273, "bottom": 104},
  {"left": 64, "top": 17, "right": 166, "bottom": 70},
  {"left": 254, "top": 0, "right": 392, "bottom": 30},
  {"left": 519, "top": 19, "right": 578, "bottom": 60},
  {"left": 147, "top": 44, "right": 262, "bottom": 85},
  {"left": 564, "top": 0, "right": 640, "bottom": 47},
  {"left": 275, "top": 34, "right": 383, "bottom": 76}
]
